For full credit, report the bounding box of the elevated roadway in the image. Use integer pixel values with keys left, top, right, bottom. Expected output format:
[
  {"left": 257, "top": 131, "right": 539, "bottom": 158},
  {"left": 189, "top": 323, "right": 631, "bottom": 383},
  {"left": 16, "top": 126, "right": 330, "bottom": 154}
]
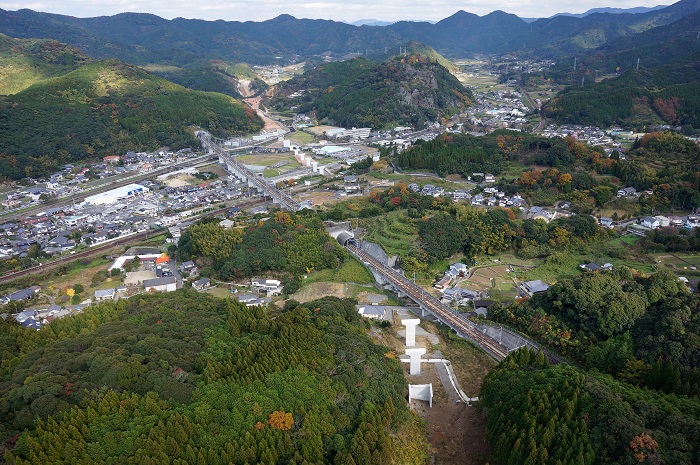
[
  {"left": 345, "top": 242, "right": 509, "bottom": 360},
  {"left": 199, "top": 134, "right": 301, "bottom": 211}
]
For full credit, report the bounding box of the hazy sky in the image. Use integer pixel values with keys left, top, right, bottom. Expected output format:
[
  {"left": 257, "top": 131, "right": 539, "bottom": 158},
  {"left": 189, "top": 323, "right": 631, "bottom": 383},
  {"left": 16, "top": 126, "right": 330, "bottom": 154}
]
[{"left": 0, "top": 1, "right": 669, "bottom": 22}]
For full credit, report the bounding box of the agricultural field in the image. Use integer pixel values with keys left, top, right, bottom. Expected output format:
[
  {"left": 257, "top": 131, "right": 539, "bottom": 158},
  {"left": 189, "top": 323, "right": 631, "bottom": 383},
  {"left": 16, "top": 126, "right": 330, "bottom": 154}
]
[
  {"left": 363, "top": 211, "right": 419, "bottom": 257},
  {"left": 462, "top": 264, "right": 516, "bottom": 296},
  {"left": 288, "top": 130, "right": 314, "bottom": 144}
]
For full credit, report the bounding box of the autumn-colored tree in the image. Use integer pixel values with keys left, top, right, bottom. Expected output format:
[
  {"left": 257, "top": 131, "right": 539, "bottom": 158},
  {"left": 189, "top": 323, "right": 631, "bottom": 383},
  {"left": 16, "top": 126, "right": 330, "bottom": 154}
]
[
  {"left": 628, "top": 433, "right": 659, "bottom": 463},
  {"left": 558, "top": 173, "right": 573, "bottom": 185},
  {"left": 274, "top": 211, "right": 293, "bottom": 225},
  {"left": 268, "top": 410, "right": 294, "bottom": 430}
]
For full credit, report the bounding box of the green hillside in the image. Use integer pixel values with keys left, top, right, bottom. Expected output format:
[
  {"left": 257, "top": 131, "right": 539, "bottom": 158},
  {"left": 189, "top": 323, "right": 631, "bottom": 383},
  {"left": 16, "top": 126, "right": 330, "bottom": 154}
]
[
  {"left": 0, "top": 59, "right": 262, "bottom": 180},
  {"left": 270, "top": 55, "right": 473, "bottom": 129},
  {"left": 546, "top": 54, "right": 700, "bottom": 129},
  {"left": 0, "top": 33, "right": 90, "bottom": 95}
]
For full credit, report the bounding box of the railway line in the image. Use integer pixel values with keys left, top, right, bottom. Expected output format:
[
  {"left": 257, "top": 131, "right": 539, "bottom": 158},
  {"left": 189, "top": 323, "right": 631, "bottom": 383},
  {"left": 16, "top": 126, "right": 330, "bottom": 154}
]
[
  {"left": 347, "top": 244, "right": 509, "bottom": 360},
  {"left": 0, "top": 198, "right": 263, "bottom": 285}
]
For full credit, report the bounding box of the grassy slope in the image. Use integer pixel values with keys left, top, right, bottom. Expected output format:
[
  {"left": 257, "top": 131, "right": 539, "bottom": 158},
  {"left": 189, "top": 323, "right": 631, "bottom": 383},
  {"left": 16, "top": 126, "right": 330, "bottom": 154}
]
[{"left": 0, "top": 33, "right": 90, "bottom": 95}]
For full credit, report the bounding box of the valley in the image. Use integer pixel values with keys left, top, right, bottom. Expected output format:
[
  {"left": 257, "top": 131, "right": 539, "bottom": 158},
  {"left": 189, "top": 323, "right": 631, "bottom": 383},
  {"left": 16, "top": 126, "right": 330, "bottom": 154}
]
[{"left": 0, "top": 1, "right": 700, "bottom": 464}]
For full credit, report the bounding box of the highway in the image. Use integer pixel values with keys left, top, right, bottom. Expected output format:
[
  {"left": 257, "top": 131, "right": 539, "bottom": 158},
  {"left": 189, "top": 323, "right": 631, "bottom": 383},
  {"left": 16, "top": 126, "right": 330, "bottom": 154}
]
[
  {"left": 200, "top": 134, "right": 302, "bottom": 211},
  {"left": 346, "top": 243, "right": 509, "bottom": 360}
]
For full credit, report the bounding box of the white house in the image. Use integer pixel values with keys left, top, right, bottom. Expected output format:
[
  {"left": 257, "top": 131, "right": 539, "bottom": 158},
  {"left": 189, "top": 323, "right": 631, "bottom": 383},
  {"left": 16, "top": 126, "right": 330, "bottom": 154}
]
[
  {"left": 251, "top": 278, "right": 282, "bottom": 294},
  {"left": 357, "top": 305, "right": 386, "bottom": 320},
  {"left": 655, "top": 216, "right": 670, "bottom": 228},
  {"left": 686, "top": 216, "right": 700, "bottom": 229},
  {"left": 641, "top": 216, "right": 661, "bottom": 229},
  {"left": 94, "top": 289, "right": 116, "bottom": 301}
]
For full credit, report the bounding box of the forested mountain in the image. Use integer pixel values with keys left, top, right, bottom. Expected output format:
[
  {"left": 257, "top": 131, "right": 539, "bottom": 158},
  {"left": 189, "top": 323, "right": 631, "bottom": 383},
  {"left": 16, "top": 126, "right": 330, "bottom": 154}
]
[
  {"left": 269, "top": 55, "right": 472, "bottom": 129},
  {"left": 0, "top": 291, "right": 419, "bottom": 464},
  {"left": 546, "top": 52, "right": 700, "bottom": 129},
  {"left": 0, "top": 58, "right": 262, "bottom": 180},
  {"left": 0, "top": 0, "right": 698, "bottom": 65},
  {"left": 0, "top": 33, "right": 89, "bottom": 95}
]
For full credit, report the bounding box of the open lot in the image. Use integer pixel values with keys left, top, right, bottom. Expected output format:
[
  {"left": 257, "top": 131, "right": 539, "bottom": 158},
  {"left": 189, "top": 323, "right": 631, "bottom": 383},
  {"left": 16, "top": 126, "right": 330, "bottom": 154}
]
[
  {"left": 237, "top": 152, "right": 300, "bottom": 167},
  {"left": 463, "top": 265, "right": 514, "bottom": 293}
]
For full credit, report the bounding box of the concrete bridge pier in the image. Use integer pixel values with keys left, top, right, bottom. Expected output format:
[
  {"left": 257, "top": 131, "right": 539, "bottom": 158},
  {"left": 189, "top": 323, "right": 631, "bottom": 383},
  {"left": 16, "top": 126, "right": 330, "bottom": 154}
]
[
  {"left": 402, "top": 319, "right": 420, "bottom": 347},
  {"left": 405, "top": 348, "right": 426, "bottom": 375}
]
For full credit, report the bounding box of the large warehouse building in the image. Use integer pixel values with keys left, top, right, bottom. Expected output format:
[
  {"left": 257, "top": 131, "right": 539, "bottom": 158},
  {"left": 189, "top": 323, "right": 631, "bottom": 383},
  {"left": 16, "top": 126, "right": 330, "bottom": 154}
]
[{"left": 83, "top": 183, "right": 149, "bottom": 206}]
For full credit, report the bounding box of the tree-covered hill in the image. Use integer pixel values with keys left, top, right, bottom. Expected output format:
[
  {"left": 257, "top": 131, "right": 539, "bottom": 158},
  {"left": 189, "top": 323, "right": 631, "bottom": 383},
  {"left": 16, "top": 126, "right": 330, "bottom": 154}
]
[
  {"left": 0, "top": 58, "right": 262, "bottom": 180},
  {"left": 0, "top": 291, "right": 420, "bottom": 464},
  {"left": 481, "top": 349, "right": 700, "bottom": 465},
  {"left": 545, "top": 53, "right": 700, "bottom": 129},
  {"left": 0, "top": 33, "right": 90, "bottom": 95},
  {"left": 397, "top": 130, "right": 575, "bottom": 177},
  {"left": 269, "top": 55, "right": 473, "bottom": 129}
]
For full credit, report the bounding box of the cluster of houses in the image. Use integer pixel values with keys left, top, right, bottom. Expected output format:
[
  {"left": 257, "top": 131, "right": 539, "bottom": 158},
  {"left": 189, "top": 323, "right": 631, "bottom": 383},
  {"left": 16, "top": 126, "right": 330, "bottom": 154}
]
[
  {"left": 233, "top": 278, "right": 283, "bottom": 307},
  {"left": 403, "top": 181, "right": 529, "bottom": 210},
  {"left": 0, "top": 174, "right": 257, "bottom": 260},
  {"left": 640, "top": 215, "right": 700, "bottom": 230},
  {"left": 468, "top": 90, "right": 530, "bottom": 132}
]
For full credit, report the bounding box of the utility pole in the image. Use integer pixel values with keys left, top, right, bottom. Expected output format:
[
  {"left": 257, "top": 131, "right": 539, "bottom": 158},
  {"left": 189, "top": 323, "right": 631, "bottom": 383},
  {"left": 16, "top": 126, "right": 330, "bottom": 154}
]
[
  {"left": 636, "top": 58, "right": 640, "bottom": 71},
  {"left": 573, "top": 57, "right": 577, "bottom": 70}
]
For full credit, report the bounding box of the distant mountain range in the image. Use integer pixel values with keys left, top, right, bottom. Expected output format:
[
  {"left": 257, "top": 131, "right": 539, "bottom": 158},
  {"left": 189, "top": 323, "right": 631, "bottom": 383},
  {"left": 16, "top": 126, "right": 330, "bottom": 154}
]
[
  {"left": 0, "top": 0, "right": 698, "bottom": 65},
  {"left": 554, "top": 4, "right": 669, "bottom": 18}
]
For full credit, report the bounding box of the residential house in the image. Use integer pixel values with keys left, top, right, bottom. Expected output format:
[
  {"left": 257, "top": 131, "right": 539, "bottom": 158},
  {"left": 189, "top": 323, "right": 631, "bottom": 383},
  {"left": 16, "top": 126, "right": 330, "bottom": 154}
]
[
  {"left": 669, "top": 216, "right": 685, "bottom": 227},
  {"left": 6, "top": 286, "right": 41, "bottom": 303},
  {"left": 94, "top": 289, "right": 116, "bottom": 301},
  {"left": 192, "top": 278, "right": 211, "bottom": 291},
  {"left": 357, "top": 305, "right": 386, "bottom": 320},
  {"left": 655, "top": 216, "right": 670, "bottom": 227},
  {"left": 685, "top": 216, "right": 700, "bottom": 229},
  {"left": 599, "top": 217, "right": 614, "bottom": 228},
  {"left": 251, "top": 278, "right": 282, "bottom": 294},
  {"left": 641, "top": 216, "right": 661, "bottom": 229},
  {"left": 180, "top": 261, "right": 197, "bottom": 273},
  {"left": 473, "top": 299, "right": 495, "bottom": 316},
  {"left": 522, "top": 280, "right": 550, "bottom": 297},
  {"left": 143, "top": 276, "right": 177, "bottom": 293},
  {"left": 617, "top": 187, "right": 637, "bottom": 198}
]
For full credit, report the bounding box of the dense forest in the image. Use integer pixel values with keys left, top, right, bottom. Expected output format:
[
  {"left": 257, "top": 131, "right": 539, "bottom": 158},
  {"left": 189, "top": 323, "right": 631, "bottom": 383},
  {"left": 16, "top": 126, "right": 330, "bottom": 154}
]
[
  {"left": 0, "top": 291, "right": 420, "bottom": 464},
  {"left": 0, "top": 59, "right": 262, "bottom": 180},
  {"left": 489, "top": 267, "right": 700, "bottom": 398},
  {"left": 269, "top": 55, "right": 473, "bottom": 129},
  {"left": 0, "top": 34, "right": 90, "bottom": 95},
  {"left": 482, "top": 347, "right": 700, "bottom": 465},
  {"left": 177, "top": 214, "right": 343, "bottom": 281}
]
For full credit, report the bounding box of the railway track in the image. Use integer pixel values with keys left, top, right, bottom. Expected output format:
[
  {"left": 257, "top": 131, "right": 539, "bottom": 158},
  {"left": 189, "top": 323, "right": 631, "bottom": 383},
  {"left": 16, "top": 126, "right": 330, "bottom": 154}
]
[
  {"left": 0, "top": 198, "right": 263, "bottom": 285},
  {"left": 347, "top": 244, "right": 509, "bottom": 360}
]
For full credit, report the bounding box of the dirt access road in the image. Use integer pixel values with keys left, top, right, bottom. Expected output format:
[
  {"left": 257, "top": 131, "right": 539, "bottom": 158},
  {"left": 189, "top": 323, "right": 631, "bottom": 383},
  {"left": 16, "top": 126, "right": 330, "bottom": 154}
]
[
  {"left": 239, "top": 80, "right": 285, "bottom": 133},
  {"left": 373, "top": 308, "right": 493, "bottom": 465}
]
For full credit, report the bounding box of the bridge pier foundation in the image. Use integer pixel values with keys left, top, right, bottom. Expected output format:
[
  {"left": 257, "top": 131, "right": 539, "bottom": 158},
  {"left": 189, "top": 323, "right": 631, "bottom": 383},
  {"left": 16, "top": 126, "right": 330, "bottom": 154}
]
[
  {"left": 405, "top": 348, "right": 426, "bottom": 375},
  {"left": 402, "top": 319, "right": 420, "bottom": 347}
]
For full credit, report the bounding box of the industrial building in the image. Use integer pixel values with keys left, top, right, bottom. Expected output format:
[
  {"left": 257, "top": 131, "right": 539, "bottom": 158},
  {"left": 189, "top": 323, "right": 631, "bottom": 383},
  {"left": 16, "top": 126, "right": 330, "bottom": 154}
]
[{"left": 83, "top": 183, "right": 149, "bottom": 206}]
